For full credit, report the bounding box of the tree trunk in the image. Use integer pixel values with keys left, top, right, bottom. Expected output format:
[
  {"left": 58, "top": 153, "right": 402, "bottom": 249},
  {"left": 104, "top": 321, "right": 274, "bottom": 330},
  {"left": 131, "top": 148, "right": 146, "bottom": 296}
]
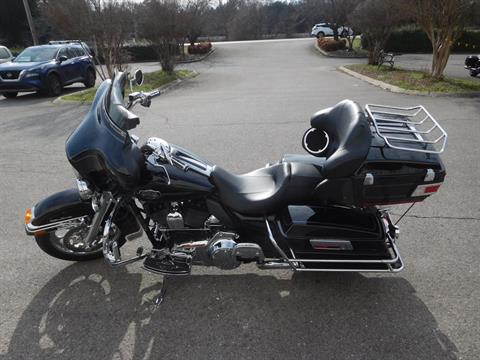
[{"left": 431, "top": 37, "right": 452, "bottom": 79}]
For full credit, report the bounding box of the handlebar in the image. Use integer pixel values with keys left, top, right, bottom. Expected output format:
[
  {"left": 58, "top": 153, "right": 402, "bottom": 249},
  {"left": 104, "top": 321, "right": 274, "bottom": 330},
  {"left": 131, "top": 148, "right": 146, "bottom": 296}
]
[{"left": 126, "top": 89, "right": 161, "bottom": 110}]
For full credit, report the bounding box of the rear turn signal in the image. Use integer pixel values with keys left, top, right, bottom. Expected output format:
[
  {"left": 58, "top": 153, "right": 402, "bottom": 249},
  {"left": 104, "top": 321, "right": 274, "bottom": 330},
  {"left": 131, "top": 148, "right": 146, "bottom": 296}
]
[{"left": 411, "top": 183, "right": 442, "bottom": 197}]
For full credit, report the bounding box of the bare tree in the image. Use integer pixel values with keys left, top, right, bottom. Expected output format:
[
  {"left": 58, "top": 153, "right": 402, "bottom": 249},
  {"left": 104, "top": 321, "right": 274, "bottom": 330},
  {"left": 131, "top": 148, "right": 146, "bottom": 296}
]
[
  {"left": 229, "top": 0, "right": 264, "bottom": 40},
  {"left": 349, "top": 0, "right": 408, "bottom": 65},
  {"left": 183, "top": 0, "right": 212, "bottom": 46},
  {"left": 412, "top": 0, "right": 470, "bottom": 78},
  {"left": 43, "top": 0, "right": 133, "bottom": 78},
  {"left": 216, "top": 0, "right": 242, "bottom": 40},
  {"left": 138, "top": 0, "right": 183, "bottom": 73}
]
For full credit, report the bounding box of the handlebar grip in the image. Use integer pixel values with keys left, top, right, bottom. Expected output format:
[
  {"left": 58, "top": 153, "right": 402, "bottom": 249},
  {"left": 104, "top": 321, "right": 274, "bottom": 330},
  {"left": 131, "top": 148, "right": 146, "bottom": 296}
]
[{"left": 148, "top": 89, "right": 161, "bottom": 98}]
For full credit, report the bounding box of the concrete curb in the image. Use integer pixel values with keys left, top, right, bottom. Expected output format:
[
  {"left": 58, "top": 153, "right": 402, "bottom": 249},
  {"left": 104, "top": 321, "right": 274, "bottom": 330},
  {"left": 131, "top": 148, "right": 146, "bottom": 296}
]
[
  {"left": 53, "top": 70, "right": 199, "bottom": 105},
  {"left": 338, "top": 66, "right": 480, "bottom": 98},
  {"left": 176, "top": 47, "right": 216, "bottom": 64},
  {"left": 314, "top": 42, "right": 367, "bottom": 59}
]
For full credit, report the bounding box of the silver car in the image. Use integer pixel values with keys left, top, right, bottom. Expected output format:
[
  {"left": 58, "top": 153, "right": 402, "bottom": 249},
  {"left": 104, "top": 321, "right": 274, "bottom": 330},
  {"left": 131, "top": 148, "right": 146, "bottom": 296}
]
[{"left": 0, "top": 46, "right": 13, "bottom": 64}]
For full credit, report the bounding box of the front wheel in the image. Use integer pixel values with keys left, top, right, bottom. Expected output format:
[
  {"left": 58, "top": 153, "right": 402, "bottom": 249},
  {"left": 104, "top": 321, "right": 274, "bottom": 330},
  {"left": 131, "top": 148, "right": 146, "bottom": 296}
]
[
  {"left": 83, "top": 68, "right": 96, "bottom": 88},
  {"left": 46, "top": 73, "right": 62, "bottom": 97},
  {"left": 35, "top": 225, "right": 104, "bottom": 261}
]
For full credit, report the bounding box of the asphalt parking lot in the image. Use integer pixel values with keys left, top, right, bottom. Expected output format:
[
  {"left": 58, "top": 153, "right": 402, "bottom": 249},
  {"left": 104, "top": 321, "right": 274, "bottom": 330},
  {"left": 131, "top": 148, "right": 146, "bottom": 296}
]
[{"left": 0, "top": 38, "right": 479, "bottom": 360}]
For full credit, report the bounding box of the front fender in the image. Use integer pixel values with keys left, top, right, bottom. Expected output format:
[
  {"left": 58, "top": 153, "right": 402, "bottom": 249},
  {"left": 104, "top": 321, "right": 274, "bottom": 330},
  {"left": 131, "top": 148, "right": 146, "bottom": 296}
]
[{"left": 25, "top": 188, "right": 93, "bottom": 235}]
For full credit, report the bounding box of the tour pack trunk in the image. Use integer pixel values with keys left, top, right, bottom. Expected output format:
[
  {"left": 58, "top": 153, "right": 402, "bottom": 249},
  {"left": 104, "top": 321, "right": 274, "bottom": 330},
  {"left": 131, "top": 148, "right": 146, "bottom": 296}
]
[{"left": 314, "top": 104, "right": 447, "bottom": 207}]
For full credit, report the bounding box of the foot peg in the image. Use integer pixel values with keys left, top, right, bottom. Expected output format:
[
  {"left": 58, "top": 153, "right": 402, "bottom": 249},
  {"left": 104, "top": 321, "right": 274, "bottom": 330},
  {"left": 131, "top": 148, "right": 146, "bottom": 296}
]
[{"left": 143, "top": 250, "right": 192, "bottom": 275}]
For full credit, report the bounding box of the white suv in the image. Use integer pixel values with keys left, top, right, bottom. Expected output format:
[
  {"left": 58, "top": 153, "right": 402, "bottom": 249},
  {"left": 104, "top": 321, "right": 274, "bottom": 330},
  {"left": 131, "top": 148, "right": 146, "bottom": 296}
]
[
  {"left": 0, "top": 46, "right": 13, "bottom": 64},
  {"left": 311, "top": 23, "right": 353, "bottom": 38}
]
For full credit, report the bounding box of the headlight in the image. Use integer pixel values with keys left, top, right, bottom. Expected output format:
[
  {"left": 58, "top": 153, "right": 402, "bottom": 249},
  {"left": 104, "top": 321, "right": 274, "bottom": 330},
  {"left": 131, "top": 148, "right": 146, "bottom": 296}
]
[{"left": 22, "top": 70, "right": 40, "bottom": 79}]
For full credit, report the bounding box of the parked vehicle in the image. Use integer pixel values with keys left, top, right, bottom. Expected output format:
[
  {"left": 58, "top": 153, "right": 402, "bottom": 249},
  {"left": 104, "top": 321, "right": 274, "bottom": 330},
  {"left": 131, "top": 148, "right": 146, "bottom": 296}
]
[
  {"left": 311, "top": 23, "right": 353, "bottom": 38},
  {"left": 464, "top": 55, "right": 480, "bottom": 77},
  {"left": 0, "top": 42, "right": 96, "bottom": 99},
  {"left": 0, "top": 45, "right": 13, "bottom": 64},
  {"left": 24, "top": 70, "right": 447, "bottom": 301}
]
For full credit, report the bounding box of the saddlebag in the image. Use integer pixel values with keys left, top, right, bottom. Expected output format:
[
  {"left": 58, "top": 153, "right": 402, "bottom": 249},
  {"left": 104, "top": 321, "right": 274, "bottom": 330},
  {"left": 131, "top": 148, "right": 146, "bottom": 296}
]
[{"left": 276, "top": 205, "right": 402, "bottom": 271}]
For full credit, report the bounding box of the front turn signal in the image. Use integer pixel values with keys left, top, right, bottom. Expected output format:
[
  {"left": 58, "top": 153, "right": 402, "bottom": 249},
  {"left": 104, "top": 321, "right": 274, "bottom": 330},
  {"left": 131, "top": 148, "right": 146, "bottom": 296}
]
[{"left": 24, "top": 208, "right": 33, "bottom": 225}]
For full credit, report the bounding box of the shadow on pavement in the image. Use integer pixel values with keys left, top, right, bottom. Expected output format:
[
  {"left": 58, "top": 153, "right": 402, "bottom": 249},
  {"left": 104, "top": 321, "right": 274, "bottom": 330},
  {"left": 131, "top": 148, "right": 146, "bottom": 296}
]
[{"left": 3, "top": 262, "right": 459, "bottom": 360}]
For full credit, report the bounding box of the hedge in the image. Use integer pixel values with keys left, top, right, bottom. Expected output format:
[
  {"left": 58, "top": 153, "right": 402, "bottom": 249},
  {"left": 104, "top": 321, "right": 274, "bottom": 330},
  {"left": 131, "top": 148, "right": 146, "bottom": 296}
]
[
  {"left": 125, "top": 45, "right": 159, "bottom": 62},
  {"left": 317, "top": 37, "right": 346, "bottom": 52},
  {"left": 373, "top": 28, "right": 480, "bottom": 53}
]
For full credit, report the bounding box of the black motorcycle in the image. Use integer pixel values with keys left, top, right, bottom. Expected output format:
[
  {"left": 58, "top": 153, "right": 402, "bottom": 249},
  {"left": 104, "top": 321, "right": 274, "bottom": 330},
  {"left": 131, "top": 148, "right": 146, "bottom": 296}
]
[
  {"left": 465, "top": 55, "right": 480, "bottom": 77},
  {"left": 24, "top": 70, "right": 447, "bottom": 289}
]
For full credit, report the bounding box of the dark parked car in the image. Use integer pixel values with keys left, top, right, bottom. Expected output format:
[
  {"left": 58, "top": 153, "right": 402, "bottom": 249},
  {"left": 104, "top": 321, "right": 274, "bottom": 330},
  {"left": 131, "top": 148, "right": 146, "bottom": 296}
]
[{"left": 0, "top": 43, "right": 96, "bottom": 99}]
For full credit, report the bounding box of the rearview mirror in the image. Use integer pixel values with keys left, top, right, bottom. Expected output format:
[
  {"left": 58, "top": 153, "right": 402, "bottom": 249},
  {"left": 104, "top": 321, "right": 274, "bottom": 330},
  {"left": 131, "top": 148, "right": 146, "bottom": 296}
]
[
  {"left": 58, "top": 55, "right": 68, "bottom": 63},
  {"left": 133, "top": 69, "right": 144, "bottom": 86}
]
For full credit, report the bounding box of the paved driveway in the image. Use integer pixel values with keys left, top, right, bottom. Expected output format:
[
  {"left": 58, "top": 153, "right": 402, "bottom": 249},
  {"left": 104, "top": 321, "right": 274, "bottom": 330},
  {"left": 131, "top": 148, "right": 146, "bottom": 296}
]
[{"left": 0, "top": 38, "right": 479, "bottom": 360}]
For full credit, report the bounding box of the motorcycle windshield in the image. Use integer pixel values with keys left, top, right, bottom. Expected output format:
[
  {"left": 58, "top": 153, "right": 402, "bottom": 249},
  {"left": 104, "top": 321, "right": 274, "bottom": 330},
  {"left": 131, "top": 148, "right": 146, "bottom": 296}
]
[
  {"left": 106, "top": 72, "right": 132, "bottom": 131},
  {"left": 65, "top": 73, "right": 143, "bottom": 190}
]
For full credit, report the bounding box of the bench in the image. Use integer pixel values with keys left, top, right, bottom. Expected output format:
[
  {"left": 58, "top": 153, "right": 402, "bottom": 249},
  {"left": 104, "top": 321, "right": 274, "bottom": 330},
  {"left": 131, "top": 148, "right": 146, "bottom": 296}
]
[{"left": 378, "top": 50, "right": 395, "bottom": 68}]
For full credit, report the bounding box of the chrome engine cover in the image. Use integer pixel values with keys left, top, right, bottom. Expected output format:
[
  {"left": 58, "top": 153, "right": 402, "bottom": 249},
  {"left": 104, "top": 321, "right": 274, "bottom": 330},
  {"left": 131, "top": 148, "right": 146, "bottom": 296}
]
[{"left": 208, "top": 233, "right": 240, "bottom": 270}]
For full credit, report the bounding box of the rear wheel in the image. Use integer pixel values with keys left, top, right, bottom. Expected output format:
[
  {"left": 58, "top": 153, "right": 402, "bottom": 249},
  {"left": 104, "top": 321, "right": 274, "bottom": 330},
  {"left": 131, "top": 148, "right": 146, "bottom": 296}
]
[
  {"left": 2, "top": 92, "right": 18, "bottom": 99},
  {"left": 46, "top": 73, "right": 62, "bottom": 97},
  {"left": 83, "top": 68, "right": 96, "bottom": 88}
]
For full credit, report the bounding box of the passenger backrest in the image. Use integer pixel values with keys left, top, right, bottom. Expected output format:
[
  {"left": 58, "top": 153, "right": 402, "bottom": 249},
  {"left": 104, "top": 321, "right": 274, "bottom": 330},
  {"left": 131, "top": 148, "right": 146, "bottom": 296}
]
[{"left": 305, "top": 99, "right": 371, "bottom": 178}]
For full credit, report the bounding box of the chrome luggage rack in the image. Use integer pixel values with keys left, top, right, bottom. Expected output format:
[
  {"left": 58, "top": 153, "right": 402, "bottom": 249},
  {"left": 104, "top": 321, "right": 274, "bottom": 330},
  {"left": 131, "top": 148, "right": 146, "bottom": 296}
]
[{"left": 365, "top": 104, "right": 448, "bottom": 154}]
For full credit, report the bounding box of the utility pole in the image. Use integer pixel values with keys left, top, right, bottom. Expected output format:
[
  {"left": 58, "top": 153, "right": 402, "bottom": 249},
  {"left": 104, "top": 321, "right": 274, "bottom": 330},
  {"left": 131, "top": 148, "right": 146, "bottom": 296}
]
[{"left": 22, "top": 0, "right": 38, "bottom": 45}]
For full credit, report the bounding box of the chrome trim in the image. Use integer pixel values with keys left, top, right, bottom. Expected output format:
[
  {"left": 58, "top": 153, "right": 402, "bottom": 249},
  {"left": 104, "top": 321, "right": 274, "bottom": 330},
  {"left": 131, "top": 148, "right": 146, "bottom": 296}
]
[
  {"left": 365, "top": 104, "right": 448, "bottom": 154},
  {"left": 264, "top": 218, "right": 297, "bottom": 271},
  {"left": 146, "top": 154, "right": 171, "bottom": 185},
  {"left": 25, "top": 215, "right": 88, "bottom": 234},
  {"left": 303, "top": 128, "right": 330, "bottom": 155},
  {"left": 76, "top": 179, "right": 93, "bottom": 200},
  {"left": 364, "top": 173, "right": 374, "bottom": 185},
  {"left": 84, "top": 192, "right": 113, "bottom": 246},
  {"left": 424, "top": 168, "right": 435, "bottom": 182}
]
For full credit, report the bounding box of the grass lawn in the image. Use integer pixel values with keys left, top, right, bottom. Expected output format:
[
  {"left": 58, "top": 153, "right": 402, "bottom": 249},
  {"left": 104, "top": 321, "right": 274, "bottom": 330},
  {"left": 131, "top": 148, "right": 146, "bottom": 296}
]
[
  {"left": 63, "top": 69, "right": 194, "bottom": 103},
  {"left": 345, "top": 64, "right": 480, "bottom": 93}
]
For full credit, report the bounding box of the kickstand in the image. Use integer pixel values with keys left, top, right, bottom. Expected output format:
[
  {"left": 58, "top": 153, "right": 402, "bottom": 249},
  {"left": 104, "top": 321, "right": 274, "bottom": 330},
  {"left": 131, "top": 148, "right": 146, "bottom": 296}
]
[{"left": 153, "top": 275, "right": 168, "bottom": 307}]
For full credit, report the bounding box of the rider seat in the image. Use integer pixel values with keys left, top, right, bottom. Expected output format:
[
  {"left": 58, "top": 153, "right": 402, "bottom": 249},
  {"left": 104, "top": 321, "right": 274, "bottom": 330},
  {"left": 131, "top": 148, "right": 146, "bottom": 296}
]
[{"left": 211, "top": 100, "right": 372, "bottom": 215}]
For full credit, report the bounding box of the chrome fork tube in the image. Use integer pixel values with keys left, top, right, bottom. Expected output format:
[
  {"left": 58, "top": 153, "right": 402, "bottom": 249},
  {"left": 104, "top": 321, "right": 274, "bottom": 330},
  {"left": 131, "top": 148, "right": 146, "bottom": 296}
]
[{"left": 84, "top": 192, "right": 114, "bottom": 246}]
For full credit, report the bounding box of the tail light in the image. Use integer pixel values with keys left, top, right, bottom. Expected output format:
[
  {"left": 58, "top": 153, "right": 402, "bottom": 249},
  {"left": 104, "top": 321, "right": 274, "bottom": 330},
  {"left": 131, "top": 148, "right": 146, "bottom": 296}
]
[{"left": 411, "top": 183, "right": 442, "bottom": 197}]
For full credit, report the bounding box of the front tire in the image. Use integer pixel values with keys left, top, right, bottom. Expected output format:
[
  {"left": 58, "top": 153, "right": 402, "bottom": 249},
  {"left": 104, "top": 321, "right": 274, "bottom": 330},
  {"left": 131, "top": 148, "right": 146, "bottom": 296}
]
[
  {"left": 316, "top": 32, "right": 325, "bottom": 39},
  {"left": 83, "top": 68, "right": 96, "bottom": 88},
  {"left": 46, "top": 73, "right": 62, "bottom": 97},
  {"left": 2, "top": 92, "right": 18, "bottom": 99},
  {"left": 35, "top": 226, "right": 103, "bottom": 261}
]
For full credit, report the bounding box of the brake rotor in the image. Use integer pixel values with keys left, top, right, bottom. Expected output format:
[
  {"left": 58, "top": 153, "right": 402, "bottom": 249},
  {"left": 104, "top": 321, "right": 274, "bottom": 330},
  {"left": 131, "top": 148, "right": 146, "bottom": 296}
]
[{"left": 62, "top": 225, "right": 100, "bottom": 253}]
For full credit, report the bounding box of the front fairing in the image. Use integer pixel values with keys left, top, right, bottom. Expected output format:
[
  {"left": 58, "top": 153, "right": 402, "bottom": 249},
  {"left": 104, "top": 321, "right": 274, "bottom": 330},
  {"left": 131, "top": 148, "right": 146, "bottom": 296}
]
[{"left": 65, "top": 80, "right": 143, "bottom": 191}]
